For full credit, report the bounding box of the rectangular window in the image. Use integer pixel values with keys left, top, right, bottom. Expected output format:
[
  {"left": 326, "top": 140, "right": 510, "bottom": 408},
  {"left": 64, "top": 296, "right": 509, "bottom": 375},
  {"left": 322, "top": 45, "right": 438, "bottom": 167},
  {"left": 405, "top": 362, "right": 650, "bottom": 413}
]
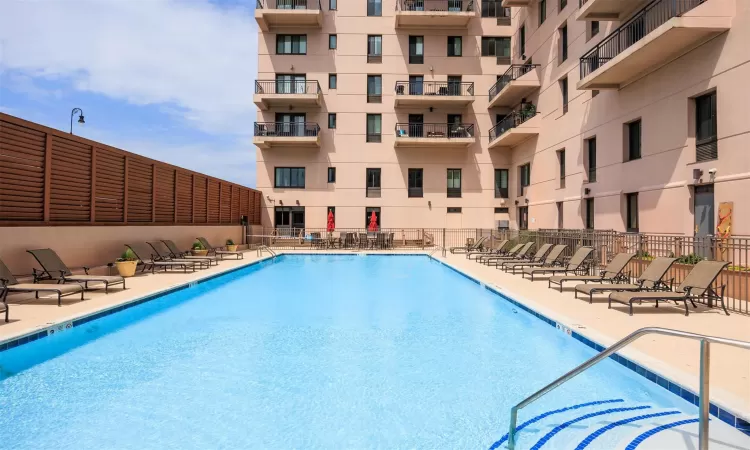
[
  {"left": 447, "top": 36, "right": 462, "bottom": 57},
  {"left": 560, "top": 77, "right": 568, "bottom": 114},
  {"left": 328, "top": 113, "right": 336, "bottom": 129},
  {"left": 560, "top": 24, "right": 568, "bottom": 62},
  {"left": 627, "top": 119, "right": 642, "bottom": 161},
  {"left": 274, "top": 167, "right": 306, "bottom": 189},
  {"left": 557, "top": 202, "right": 563, "bottom": 229},
  {"left": 626, "top": 193, "right": 639, "bottom": 232},
  {"left": 481, "top": 37, "right": 511, "bottom": 58},
  {"left": 519, "top": 163, "right": 530, "bottom": 196},
  {"left": 494, "top": 207, "right": 509, "bottom": 214},
  {"left": 367, "top": 75, "right": 382, "bottom": 103},
  {"left": 409, "top": 36, "right": 424, "bottom": 64},
  {"left": 560, "top": 0, "right": 567, "bottom": 10},
  {"left": 447, "top": 207, "right": 462, "bottom": 213},
  {"left": 519, "top": 25, "right": 526, "bottom": 57},
  {"left": 367, "top": 0, "right": 382, "bottom": 16},
  {"left": 276, "top": 35, "right": 307, "bottom": 55},
  {"left": 329, "top": 34, "right": 337, "bottom": 50},
  {"left": 275, "top": 73, "right": 306, "bottom": 94},
  {"left": 447, "top": 76, "right": 462, "bottom": 96},
  {"left": 328, "top": 167, "right": 336, "bottom": 183},
  {"left": 367, "top": 35, "right": 382, "bottom": 63},
  {"left": 366, "top": 114, "right": 381, "bottom": 142},
  {"left": 408, "top": 168, "right": 423, "bottom": 198},
  {"left": 482, "top": 3, "right": 510, "bottom": 18},
  {"left": 591, "top": 21, "right": 599, "bottom": 37},
  {"left": 329, "top": 0, "right": 336, "bottom": 10},
  {"left": 328, "top": 73, "right": 337, "bottom": 89},
  {"left": 558, "top": 149, "right": 566, "bottom": 188},
  {"left": 365, "top": 207, "right": 381, "bottom": 228},
  {"left": 585, "top": 198, "right": 595, "bottom": 229},
  {"left": 518, "top": 206, "right": 529, "bottom": 230},
  {"left": 539, "top": 0, "right": 546, "bottom": 25},
  {"left": 366, "top": 168, "right": 381, "bottom": 198},
  {"left": 586, "top": 137, "right": 597, "bottom": 182},
  {"left": 274, "top": 112, "right": 306, "bottom": 136},
  {"left": 447, "top": 168, "right": 462, "bottom": 198},
  {"left": 495, "top": 169, "right": 509, "bottom": 198},
  {"left": 695, "top": 91, "right": 718, "bottom": 161}
]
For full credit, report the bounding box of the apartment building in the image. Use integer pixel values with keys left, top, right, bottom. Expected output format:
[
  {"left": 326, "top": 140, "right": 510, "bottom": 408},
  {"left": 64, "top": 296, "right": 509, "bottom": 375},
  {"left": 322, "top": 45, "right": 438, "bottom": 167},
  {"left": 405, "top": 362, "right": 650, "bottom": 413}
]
[{"left": 254, "top": 0, "right": 749, "bottom": 236}]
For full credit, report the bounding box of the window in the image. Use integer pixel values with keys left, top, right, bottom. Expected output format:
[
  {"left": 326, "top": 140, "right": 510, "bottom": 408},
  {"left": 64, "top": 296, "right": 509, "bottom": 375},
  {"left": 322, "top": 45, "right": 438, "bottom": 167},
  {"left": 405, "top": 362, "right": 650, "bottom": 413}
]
[
  {"left": 557, "top": 202, "right": 563, "bottom": 229},
  {"left": 367, "top": 35, "right": 382, "bottom": 63},
  {"left": 626, "top": 119, "right": 642, "bottom": 161},
  {"left": 367, "top": 0, "right": 382, "bottom": 16},
  {"left": 591, "top": 21, "right": 600, "bottom": 37},
  {"left": 366, "top": 114, "right": 381, "bottom": 142},
  {"left": 481, "top": 37, "right": 511, "bottom": 58},
  {"left": 519, "top": 163, "right": 530, "bottom": 196},
  {"left": 482, "top": 3, "right": 510, "bottom": 18},
  {"left": 447, "top": 36, "right": 462, "bottom": 57},
  {"left": 365, "top": 207, "right": 381, "bottom": 228},
  {"left": 367, "top": 75, "right": 382, "bottom": 103},
  {"left": 447, "top": 76, "right": 462, "bottom": 96},
  {"left": 494, "top": 207, "right": 509, "bottom": 214},
  {"left": 408, "top": 168, "right": 423, "bottom": 198},
  {"left": 447, "top": 207, "right": 462, "bottom": 214},
  {"left": 495, "top": 169, "right": 509, "bottom": 198},
  {"left": 366, "top": 168, "right": 381, "bottom": 198},
  {"left": 447, "top": 113, "right": 462, "bottom": 137},
  {"left": 276, "top": 35, "right": 307, "bottom": 55},
  {"left": 560, "top": 0, "right": 567, "bottom": 10},
  {"left": 329, "top": 0, "right": 336, "bottom": 10},
  {"left": 275, "top": 113, "right": 306, "bottom": 136},
  {"left": 329, "top": 34, "right": 337, "bottom": 50},
  {"left": 539, "top": 0, "right": 546, "bottom": 25},
  {"left": 328, "top": 113, "right": 336, "bottom": 129},
  {"left": 585, "top": 198, "right": 595, "bottom": 229},
  {"left": 560, "top": 77, "right": 568, "bottom": 114},
  {"left": 586, "top": 137, "right": 597, "bottom": 182},
  {"left": 519, "top": 25, "right": 526, "bottom": 57},
  {"left": 329, "top": 73, "right": 337, "bottom": 89},
  {"left": 408, "top": 75, "right": 423, "bottom": 95},
  {"left": 518, "top": 206, "right": 529, "bottom": 230},
  {"left": 559, "top": 24, "right": 568, "bottom": 62},
  {"left": 274, "top": 206, "right": 305, "bottom": 230},
  {"left": 447, "top": 169, "right": 461, "bottom": 198},
  {"left": 328, "top": 167, "right": 336, "bottom": 183},
  {"left": 275, "top": 74, "right": 306, "bottom": 94},
  {"left": 274, "top": 167, "right": 305, "bottom": 189},
  {"left": 626, "top": 193, "right": 639, "bottom": 232},
  {"left": 695, "top": 91, "right": 717, "bottom": 161},
  {"left": 558, "top": 149, "right": 566, "bottom": 188},
  {"left": 409, "top": 36, "right": 424, "bottom": 64}
]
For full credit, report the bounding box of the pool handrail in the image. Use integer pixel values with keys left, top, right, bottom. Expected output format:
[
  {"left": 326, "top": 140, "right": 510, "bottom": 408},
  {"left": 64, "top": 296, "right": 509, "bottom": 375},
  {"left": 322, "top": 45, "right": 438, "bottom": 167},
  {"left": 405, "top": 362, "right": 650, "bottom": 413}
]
[
  {"left": 507, "top": 327, "right": 750, "bottom": 450},
  {"left": 256, "top": 245, "right": 277, "bottom": 258},
  {"left": 429, "top": 245, "right": 447, "bottom": 258}
]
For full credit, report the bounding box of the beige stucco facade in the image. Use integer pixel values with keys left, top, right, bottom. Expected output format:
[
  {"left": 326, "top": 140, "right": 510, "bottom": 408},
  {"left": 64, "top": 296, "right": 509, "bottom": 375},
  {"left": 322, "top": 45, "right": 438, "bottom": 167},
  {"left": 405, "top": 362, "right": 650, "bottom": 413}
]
[{"left": 254, "top": 0, "right": 749, "bottom": 235}]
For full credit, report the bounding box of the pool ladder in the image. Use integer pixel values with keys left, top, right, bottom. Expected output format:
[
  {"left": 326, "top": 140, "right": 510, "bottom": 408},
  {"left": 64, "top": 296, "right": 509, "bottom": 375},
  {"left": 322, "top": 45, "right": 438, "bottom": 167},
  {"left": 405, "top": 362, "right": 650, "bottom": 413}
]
[
  {"left": 256, "top": 245, "right": 277, "bottom": 259},
  {"left": 507, "top": 327, "right": 750, "bottom": 450},
  {"left": 429, "top": 245, "right": 447, "bottom": 258}
]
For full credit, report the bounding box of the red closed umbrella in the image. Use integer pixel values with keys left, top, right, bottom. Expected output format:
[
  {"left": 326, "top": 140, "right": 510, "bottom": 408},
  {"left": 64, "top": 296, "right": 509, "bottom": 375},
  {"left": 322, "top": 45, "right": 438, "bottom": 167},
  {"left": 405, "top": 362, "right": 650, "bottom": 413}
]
[
  {"left": 326, "top": 210, "right": 335, "bottom": 232},
  {"left": 368, "top": 211, "right": 378, "bottom": 232}
]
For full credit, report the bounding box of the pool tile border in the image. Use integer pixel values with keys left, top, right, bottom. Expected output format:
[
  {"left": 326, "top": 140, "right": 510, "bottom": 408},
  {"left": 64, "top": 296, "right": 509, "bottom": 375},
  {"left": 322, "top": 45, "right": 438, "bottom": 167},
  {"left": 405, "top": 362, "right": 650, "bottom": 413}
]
[{"left": 430, "top": 256, "right": 750, "bottom": 437}]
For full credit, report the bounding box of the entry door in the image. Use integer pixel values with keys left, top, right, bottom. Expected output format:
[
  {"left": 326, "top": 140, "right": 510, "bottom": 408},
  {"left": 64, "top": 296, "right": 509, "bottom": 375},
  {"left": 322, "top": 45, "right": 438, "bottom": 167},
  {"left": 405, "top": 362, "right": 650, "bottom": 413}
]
[
  {"left": 408, "top": 114, "right": 423, "bottom": 138},
  {"left": 409, "top": 75, "right": 423, "bottom": 95},
  {"left": 292, "top": 208, "right": 305, "bottom": 231},
  {"left": 276, "top": 113, "right": 305, "bottom": 136},
  {"left": 694, "top": 185, "right": 714, "bottom": 258}
]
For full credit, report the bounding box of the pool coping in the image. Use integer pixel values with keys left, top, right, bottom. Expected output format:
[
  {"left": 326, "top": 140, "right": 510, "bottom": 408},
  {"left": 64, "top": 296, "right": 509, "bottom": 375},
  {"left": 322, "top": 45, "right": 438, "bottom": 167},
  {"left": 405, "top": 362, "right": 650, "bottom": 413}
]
[{"left": 0, "top": 252, "right": 747, "bottom": 436}]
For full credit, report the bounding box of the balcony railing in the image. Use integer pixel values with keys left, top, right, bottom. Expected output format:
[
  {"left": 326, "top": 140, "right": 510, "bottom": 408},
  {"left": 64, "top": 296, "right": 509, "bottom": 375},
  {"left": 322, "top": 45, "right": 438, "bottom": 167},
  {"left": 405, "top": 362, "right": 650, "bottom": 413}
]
[
  {"left": 488, "top": 64, "right": 540, "bottom": 100},
  {"left": 398, "top": 0, "right": 474, "bottom": 11},
  {"left": 395, "top": 123, "right": 475, "bottom": 138},
  {"left": 395, "top": 81, "right": 474, "bottom": 96},
  {"left": 256, "top": 0, "right": 321, "bottom": 9},
  {"left": 255, "top": 80, "right": 321, "bottom": 95},
  {"left": 254, "top": 122, "right": 320, "bottom": 137},
  {"left": 578, "top": 0, "right": 589, "bottom": 6},
  {"left": 488, "top": 109, "right": 538, "bottom": 142},
  {"left": 580, "top": 0, "right": 707, "bottom": 79}
]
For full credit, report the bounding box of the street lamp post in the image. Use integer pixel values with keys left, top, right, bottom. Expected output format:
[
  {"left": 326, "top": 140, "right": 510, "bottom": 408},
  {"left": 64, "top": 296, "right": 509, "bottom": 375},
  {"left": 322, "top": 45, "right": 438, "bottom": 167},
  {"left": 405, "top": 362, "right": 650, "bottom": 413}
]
[{"left": 70, "top": 108, "right": 85, "bottom": 134}]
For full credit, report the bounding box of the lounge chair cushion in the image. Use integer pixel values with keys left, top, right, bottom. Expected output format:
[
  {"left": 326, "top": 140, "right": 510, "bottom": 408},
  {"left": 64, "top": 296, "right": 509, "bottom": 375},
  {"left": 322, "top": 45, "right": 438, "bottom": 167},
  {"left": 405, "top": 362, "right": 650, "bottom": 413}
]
[
  {"left": 609, "top": 291, "right": 685, "bottom": 303},
  {"left": 575, "top": 283, "right": 641, "bottom": 295},
  {"left": 65, "top": 274, "right": 124, "bottom": 283},
  {"left": 6, "top": 283, "right": 83, "bottom": 294},
  {"left": 549, "top": 275, "right": 602, "bottom": 284}
]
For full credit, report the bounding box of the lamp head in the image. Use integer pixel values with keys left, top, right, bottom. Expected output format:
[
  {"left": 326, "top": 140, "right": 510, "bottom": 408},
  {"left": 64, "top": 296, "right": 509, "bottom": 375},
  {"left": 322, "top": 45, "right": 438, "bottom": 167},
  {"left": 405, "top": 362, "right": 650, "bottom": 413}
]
[{"left": 78, "top": 114, "right": 85, "bottom": 124}]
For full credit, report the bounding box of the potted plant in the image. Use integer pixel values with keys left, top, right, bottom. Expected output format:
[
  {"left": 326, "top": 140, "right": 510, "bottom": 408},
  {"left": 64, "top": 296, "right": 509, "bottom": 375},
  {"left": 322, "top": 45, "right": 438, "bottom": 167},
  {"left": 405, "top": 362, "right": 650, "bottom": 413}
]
[
  {"left": 192, "top": 240, "right": 208, "bottom": 257},
  {"left": 226, "top": 239, "right": 238, "bottom": 252},
  {"left": 115, "top": 249, "right": 139, "bottom": 278}
]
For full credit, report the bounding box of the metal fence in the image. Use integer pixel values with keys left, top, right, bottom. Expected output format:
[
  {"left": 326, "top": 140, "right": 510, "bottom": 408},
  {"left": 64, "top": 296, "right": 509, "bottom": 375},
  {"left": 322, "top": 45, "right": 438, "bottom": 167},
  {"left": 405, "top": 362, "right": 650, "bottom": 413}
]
[
  {"left": 489, "top": 64, "right": 540, "bottom": 100},
  {"left": 489, "top": 109, "right": 538, "bottom": 142},
  {"left": 395, "top": 122, "right": 475, "bottom": 138},
  {"left": 253, "top": 122, "right": 321, "bottom": 137},
  {"left": 255, "top": 80, "right": 321, "bottom": 95},
  {"left": 257, "top": 0, "right": 321, "bottom": 10},
  {"left": 398, "top": 0, "right": 474, "bottom": 12},
  {"left": 395, "top": 81, "right": 474, "bottom": 97}
]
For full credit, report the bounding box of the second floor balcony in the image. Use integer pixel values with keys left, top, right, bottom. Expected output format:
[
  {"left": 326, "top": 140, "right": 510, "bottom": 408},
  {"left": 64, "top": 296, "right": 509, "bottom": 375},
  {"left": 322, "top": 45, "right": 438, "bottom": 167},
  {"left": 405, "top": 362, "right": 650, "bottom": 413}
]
[
  {"left": 255, "top": 0, "right": 323, "bottom": 31},
  {"left": 395, "top": 0, "right": 475, "bottom": 29},
  {"left": 394, "top": 81, "right": 475, "bottom": 108},
  {"left": 577, "top": 0, "right": 649, "bottom": 21},
  {"left": 578, "top": 0, "right": 731, "bottom": 90},
  {"left": 253, "top": 122, "right": 321, "bottom": 149},
  {"left": 488, "top": 64, "right": 541, "bottom": 109},
  {"left": 254, "top": 80, "right": 322, "bottom": 110},
  {"left": 394, "top": 123, "right": 476, "bottom": 148},
  {"left": 488, "top": 107, "right": 540, "bottom": 148}
]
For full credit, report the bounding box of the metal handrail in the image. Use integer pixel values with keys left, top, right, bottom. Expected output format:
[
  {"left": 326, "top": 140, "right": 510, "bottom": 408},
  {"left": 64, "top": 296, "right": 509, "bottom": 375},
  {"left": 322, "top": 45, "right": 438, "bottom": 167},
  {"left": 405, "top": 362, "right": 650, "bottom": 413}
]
[
  {"left": 256, "top": 245, "right": 277, "bottom": 258},
  {"left": 429, "top": 245, "right": 447, "bottom": 258},
  {"left": 395, "top": 122, "right": 475, "bottom": 138},
  {"left": 255, "top": 80, "right": 321, "bottom": 95},
  {"left": 398, "top": 0, "right": 475, "bottom": 12},
  {"left": 257, "top": 0, "right": 321, "bottom": 9},
  {"left": 254, "top": 122, "right": 321, "bottom": 137},
  {"left": 488, "top": 64, "right": 540, "bottom": 100},
  {"left": 507, "top": 327, "right": 750, "bottom": 450},
  {"left": 395, "top": 81, "right": 474, "bottom": 96},
  {"left": 489, "top": 108, "right": 538, "bottom": 142}
]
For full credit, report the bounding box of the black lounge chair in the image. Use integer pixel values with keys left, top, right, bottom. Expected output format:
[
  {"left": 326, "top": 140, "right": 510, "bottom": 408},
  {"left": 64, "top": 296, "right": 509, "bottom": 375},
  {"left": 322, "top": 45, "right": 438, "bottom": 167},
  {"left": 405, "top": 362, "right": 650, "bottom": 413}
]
[
  {"left": 483, "top": 242, "right": 537, "bottom": 266},
  {"left": 162, "top": 240, "right": 219, "bottom": 266},
  {"left": 148, "top": 241, "right": 210, "bottom": 269},
  {"left": 126, "top": 243, "right": 197, "bottom": 273},
  {"left": 0, "top": 257, "right": 84, "bottom": 311},
  {"left": 548, "top": 253, "right": 635, "bottom": 291},
  {"left": 467, "top": 239, "right": 509, "bottom": 260},
  {"left": 504, "top": 244, "right": 566, "bottom": 274},
  {"left": 27, "top": 248, "right": 126, "bottom": 293},
  {"left": 573, "top": 257, "right": 677, "bottom": 304},
  {"left": 522, "top": 247, "right": 595, "bottom": 281},
  {"left": 609, "top": 260, "right": 730, "bottom": 316},
  {"left": 450, "top": 236, "right": 487, "bottom": 254},
  {"left": 198, "top": 237, "right": 243, "bottom": 260}
]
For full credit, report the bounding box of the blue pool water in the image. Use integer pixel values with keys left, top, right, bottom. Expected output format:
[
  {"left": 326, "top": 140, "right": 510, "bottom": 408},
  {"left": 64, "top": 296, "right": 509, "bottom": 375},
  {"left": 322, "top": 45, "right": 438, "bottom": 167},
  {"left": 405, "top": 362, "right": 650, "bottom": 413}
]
[{"left": 0, "top": 255, "right": 704, "bottom": 449}]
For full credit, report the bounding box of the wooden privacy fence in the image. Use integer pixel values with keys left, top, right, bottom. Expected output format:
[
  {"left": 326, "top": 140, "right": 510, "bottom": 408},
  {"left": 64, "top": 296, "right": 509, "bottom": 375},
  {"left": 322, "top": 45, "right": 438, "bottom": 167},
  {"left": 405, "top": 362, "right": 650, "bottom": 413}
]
[{"left": 0, "top": 113, "right": 262, "bottom": 226}]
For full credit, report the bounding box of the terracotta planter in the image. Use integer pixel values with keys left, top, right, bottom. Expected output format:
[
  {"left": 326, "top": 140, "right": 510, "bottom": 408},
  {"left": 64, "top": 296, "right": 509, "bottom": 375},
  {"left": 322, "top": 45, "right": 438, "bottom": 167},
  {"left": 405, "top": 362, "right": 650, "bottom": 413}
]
[
  {"left": 115, "top": 260, "right": 138, "bottom": 278},
  {"left": 226, "top": 244, "right": 238, "bottom": 252},
  {"left": 192, "top": 249, "right": 208, "bottom": 256}
]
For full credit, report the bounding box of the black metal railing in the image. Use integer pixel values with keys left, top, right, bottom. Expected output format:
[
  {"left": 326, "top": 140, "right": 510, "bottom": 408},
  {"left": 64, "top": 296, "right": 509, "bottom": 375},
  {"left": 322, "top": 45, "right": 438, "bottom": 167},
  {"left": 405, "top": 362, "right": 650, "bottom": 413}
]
[
  {"left": 255, "top": 80, "right": 321, "bottom": 95},
  {"left": 481, "top": 1, "right": 511, "bottom": 18},
  {"left": 257, "top": 0, "right": 322, "bottom": 9},
  {"left": 254, "top": 122, "right": 321, "bottom": 137},
  {"left": 395, "top": 81, "right": 474, "bottom": 96},
  {"left": 395, "top": 123, "right": 475, "bottom": 138},
  {"left": 580, "top": 0, "right": 707, "bottom": 79},
  {"left": 488, "top": 64, "right": 540, "bottom": 100},
  {"left": 399, "top": 0, "right": 474, "bottom": 12},
  {"left": 488, "top": 109, "right": 538, "bottom": 142},
  {"left": 579, "top": 0, "right": 590, "bottom": 6}
]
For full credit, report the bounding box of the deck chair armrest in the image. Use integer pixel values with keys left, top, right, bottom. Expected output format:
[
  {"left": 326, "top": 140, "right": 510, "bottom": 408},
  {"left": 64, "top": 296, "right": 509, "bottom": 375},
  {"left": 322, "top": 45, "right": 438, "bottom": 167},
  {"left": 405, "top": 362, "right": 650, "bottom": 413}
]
[
  {"left": 0, "top": 278, "right": 8, "bottom": 287},
  {"left": 82, "top": 266, "right": 90, "bottom": 275}
]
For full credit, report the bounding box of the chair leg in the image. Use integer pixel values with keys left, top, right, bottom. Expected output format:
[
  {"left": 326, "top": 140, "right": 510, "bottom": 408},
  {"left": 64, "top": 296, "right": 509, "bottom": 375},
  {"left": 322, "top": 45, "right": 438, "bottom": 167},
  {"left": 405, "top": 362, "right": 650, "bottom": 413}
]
[
  {"left": 57, "top": 292, "right": 62, "bottom": 307},
  {"left": 684, "top": 300, "right": 689, "bottom": 316},
  {"left": 628, "top": 301, "right": 634, "bottom": 316}
]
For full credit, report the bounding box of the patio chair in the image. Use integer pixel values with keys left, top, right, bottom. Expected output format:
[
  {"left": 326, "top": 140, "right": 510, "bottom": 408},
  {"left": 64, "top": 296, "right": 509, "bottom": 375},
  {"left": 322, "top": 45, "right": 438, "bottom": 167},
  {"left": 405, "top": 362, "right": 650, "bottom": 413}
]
[
  {"left": 608, "top": 260, "right": 730, "bottom": 316},
  {"left": 148, "top": 241, "right": 210, "bottom": 269},
  {"left": 548, "top": 253, "right": 635, "bottom": 291},
  {"left": 376, "top": 233, "right": 386, "bottom": 249},
  {"left": 125, "top": 243, "right": 197, "bottom": 274},
  {"left": 493, "top": 243, "right": 550, "bottom": 269},
  {"left": 477, "top": 242, "right": 522, "bottom": 263},
  {"left": 450, "top": 236, "right": 487, "bottom": 254},
  {"left": 27, "top": 248, "right": 126, "bottom": 293},
  {"left": 358, "top": 233, "right": 369, "bottom": 249},
  {"left": 197, "top": 237, "right": 244, "bottom": 260},
  {"left": 162, "top": 240, "right": 219, "bottom": 266},
  {"left": 504, "top": 244, "right": 567, "bottom": 274},
  {"left": 522, "top": 246, "right": 595, "bottom": 281},
  {"left": 0, "top": 257, "right": 83, "bottom": 310},
  {"left": 483, "top": 242, "right": 537, "bottom": 266},
  {"left": 467, "top": 239, "right": 509, "bottom": 260},
  {"left": 388, "top": 232, "right": 395, "bottom": 249},
  {"left": 574, "top": 257, "right": 677, "bottom": 304}
]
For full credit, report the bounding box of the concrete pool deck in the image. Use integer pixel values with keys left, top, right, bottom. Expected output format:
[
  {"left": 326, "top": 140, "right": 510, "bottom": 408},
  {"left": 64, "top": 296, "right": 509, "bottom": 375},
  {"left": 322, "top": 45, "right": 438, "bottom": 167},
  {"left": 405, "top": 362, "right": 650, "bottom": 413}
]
[{"left": 1, "top": 249, "right": 748, "bottom": 424}]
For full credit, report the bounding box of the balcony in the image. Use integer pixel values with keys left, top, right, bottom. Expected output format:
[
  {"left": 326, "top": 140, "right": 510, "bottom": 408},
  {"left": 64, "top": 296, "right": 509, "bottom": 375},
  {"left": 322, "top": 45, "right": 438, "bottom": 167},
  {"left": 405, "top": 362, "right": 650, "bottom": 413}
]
[
  {"left": 394, "top": 123, "right": 476, "bottom": 148},
  {"left": 395, "top": 0, "right": 475, "bottom": 29},
  {"left": 488, "top": 65, "right": 541, "bottom": 109},
  {"left": 488, "top": 110, "right": 540, "bottom": 148},
  {"left": 578, "top": 0, "right": 731, "bottom": 90},
  {"left": 501, "top": 0, "right": 531, "bottom": 7},
  {"left": 394, "top": 81, "right": 475, "bottom": 108},
  {"left": 255, "top": 0, "right": 323, "bottom": 32},
  {"left": 253, "top": 122, "right": 321, "bottom": 149},
  {"left": 253, "top": 80, "right": 322, "bottom": 111},
  {"left": 577, "top": 0, "right": 649, "bottom": 20}
]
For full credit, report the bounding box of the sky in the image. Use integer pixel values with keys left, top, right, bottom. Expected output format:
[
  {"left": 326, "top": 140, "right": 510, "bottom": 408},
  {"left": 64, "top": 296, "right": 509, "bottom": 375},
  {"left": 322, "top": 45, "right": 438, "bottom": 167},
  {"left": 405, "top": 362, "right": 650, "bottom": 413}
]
[{"left": 0, "top": 0, "right": 259, "bottom": 187}]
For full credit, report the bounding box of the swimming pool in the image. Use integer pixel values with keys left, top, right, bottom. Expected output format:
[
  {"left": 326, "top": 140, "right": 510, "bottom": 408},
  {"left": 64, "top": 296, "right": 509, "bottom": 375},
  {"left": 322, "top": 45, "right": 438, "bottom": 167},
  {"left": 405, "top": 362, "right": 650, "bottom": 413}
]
[{"left": 0, "top": 255, "right": 747, "bottom": 449}]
